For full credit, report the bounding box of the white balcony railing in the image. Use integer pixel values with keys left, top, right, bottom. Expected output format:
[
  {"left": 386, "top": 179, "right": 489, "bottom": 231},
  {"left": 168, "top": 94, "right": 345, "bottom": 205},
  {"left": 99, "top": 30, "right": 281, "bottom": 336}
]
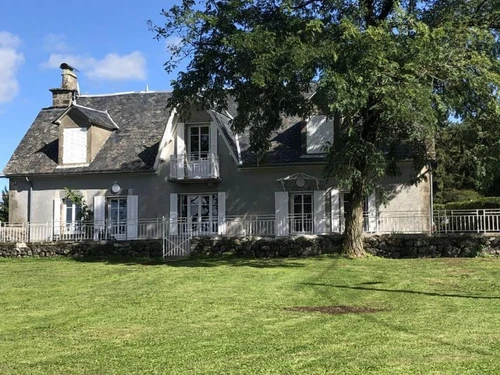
[{"left": 170, "top": 153, "right": 220, "bottom": 180}]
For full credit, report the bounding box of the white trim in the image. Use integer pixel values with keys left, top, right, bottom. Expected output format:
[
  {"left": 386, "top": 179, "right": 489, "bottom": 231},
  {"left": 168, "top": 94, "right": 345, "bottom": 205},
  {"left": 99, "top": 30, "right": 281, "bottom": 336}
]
[
  {"left": 208, "top": 110, "right": 240, "bottom": 165},
  {"left": 155, "top": 108, "right": 177, "bottom": 168}
]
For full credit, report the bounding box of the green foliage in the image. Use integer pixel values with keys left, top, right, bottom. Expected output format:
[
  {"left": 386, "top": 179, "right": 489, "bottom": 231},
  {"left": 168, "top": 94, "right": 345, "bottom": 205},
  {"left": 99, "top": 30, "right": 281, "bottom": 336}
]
[
  {"left": 64, "top": 188, "right": 94, "bottom": 222},
  {"left": 435, "top": 197, "right": 500, "bottom": 210},
  {"left": 151, "top": 0, "right": 500, "bottom": 254},
  {"left": 434, "top": 119, "right": 500, "bottom": 200},
  {"left": 0, "top": 187, "right": 8, "bottom": 222},
  {"left": 441, "top": 189, "right": 483, "bottom": 204}
]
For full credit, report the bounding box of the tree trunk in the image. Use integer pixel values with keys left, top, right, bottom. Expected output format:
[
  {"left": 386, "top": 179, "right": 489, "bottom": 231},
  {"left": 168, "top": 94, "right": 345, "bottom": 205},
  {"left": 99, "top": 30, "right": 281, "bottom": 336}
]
[{"left": 343, "top": 183, "right": 366, "bottom": 257}]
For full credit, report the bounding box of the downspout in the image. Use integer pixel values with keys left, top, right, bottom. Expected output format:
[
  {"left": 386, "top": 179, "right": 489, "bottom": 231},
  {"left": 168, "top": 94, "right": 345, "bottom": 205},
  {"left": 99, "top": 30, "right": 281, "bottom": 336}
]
[{"left": 25, "top": 177, "right": 33, "bottom": 241}]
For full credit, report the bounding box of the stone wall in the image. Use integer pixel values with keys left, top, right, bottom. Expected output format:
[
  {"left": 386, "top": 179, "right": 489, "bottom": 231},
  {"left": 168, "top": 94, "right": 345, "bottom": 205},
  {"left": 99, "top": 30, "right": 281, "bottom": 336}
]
[
  {"left": 0, "top": 240, "right": 163, "bottom": 258},
  {"left": 190, "top": 234, "right": 500, "bottom": 258},
  {"left": 1, "top": 234, "right": 499, "bottom": 259}
]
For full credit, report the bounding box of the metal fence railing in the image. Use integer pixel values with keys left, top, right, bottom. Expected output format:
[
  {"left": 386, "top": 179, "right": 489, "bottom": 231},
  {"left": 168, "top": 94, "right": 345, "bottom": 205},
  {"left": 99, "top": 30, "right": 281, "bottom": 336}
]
[{"left": 1, "top": 209, "right": 499, "bottom": 243}]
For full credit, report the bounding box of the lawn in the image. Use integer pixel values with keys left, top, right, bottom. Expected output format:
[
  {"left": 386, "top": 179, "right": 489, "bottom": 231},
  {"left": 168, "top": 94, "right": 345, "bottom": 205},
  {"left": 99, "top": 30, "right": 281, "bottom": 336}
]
[{"left": 0, "top": 256, "right": 499, "bottom": 374}]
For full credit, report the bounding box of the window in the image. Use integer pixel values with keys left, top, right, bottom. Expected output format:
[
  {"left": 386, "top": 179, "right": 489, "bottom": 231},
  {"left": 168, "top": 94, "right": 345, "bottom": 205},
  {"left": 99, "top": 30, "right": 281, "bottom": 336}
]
[
  {"left": 291, "top": 193, "right": 313, "bottom": 233},
  {"left": 179, "top": 194, "right": 218, "bottom": 234},
  {"left": 188, "top": 124, "right": 210, "bottom": 160},
  {"left": 63, "top": 127, "right": 87, "bottom": 164},
  {"left": 64, "top": 199, "right": 82, "bottom": 234},
  {"left": 108, "top": 198, "right": 127, "bottom": 238}
]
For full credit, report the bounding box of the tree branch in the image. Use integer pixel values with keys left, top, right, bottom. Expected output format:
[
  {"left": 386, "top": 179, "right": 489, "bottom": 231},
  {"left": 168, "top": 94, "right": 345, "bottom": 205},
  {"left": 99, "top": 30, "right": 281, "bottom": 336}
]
[{"left": 378, "top": 0, "right": 395, "bottom": 21}]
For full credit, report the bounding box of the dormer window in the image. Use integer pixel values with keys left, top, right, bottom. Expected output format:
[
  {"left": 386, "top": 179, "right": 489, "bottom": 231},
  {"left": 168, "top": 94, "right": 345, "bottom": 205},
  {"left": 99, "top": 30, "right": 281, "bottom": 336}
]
[
  {"left": 63, "top": 127, "right": 88, "bottom": 164},
  {"left": 54, "top": 103, "right": 118, "bottom": 166}
]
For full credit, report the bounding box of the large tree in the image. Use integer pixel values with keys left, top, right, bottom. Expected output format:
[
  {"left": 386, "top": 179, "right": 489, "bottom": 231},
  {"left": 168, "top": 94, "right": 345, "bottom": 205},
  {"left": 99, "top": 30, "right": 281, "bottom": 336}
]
[{"left": 151, "top": 0, "right": 500, "bottom": 256}]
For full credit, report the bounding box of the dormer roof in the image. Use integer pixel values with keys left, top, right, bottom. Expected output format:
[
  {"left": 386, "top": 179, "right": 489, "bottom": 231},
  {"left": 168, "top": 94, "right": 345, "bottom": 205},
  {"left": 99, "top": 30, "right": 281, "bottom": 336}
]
[{"left": 53, "top": 103, "right": 119, "bottom": 130}]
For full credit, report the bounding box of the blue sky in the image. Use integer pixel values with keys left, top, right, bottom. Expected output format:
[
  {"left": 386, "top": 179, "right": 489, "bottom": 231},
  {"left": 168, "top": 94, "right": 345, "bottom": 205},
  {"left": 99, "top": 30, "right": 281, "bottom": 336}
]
[{"left": 0, "top": 1, "right": 186, "bottom": 192}]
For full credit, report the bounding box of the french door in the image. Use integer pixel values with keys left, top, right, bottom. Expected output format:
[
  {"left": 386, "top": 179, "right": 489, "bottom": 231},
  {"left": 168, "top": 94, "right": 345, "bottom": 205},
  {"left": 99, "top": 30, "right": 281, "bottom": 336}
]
[
  {"left": 291, "top": 193, "right": 313, "bottom": 233},
  {"left": 179, "top": 194, "right": 218, "bottom": 235},
  {"left": 188, "top": 125, "right": 210, "bottom": 160},
  {"left": 108, "top": 198, "right": 127, "bottom": 239}
]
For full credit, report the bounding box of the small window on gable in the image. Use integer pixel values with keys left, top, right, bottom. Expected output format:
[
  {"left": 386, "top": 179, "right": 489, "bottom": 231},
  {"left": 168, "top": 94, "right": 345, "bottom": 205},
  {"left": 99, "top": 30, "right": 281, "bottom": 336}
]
[
  {"left": 306, "top": 115, "right": 333, "bottom": 154},
  {"left": 63, "top": 127, "right": 88, "bottom": 164}
]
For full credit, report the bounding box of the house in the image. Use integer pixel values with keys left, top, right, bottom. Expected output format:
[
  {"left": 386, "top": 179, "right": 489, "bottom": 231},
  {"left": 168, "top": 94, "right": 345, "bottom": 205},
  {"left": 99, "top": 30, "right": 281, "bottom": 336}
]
[{"left": 3, "top": 65, "right": 432, "bottom": 241}]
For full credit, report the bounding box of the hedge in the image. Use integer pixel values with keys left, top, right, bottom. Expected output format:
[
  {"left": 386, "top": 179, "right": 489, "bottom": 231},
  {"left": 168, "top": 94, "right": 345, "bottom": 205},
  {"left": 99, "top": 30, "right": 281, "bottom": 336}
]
[{"left": 434, "top": 197, "right": 500, "bottom": 210}]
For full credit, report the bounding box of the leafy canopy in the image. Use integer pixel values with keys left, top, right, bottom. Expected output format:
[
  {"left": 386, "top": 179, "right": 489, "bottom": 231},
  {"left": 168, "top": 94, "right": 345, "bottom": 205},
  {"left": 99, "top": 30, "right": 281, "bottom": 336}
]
[{"left": 152, "top": 0, "right": 499, "bottom": 196}]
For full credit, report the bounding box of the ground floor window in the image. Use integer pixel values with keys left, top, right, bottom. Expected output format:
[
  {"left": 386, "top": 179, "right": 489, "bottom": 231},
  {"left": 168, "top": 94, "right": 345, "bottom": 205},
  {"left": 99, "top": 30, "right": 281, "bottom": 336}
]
[
  {"left": 108, "top": 198, "right": 127, "bottom": 237},
  {"left": 178, "top": 194, "right": 218, "bottom": 234},
  {"left": 290, "top": 193, "right": 313, "bottom": 233},
  {"left": 64, "top": 199, "right": 82, "bottom": 233}
]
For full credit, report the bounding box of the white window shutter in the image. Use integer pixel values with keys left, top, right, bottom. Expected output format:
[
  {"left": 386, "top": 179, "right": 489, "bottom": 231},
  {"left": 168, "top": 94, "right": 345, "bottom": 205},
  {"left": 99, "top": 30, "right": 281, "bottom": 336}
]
[
  {"left": 306, "top": 116, "right": 333, "bottom": 154},
  {"left": 53, "top": 198, "right": 61, "bottom": 237},
  {"left": 210, "top": 121, "right": 218, "bottom": 156},
  {"left": 63, "top": 128, "right": 87, "bottom": 163},
  {"left": 314, "top": 190, "right": 326, "bottom": 234},
  {"left": 368, "top": 192, "right": 377, "bottom": 233},
  {"left": 170, "top": 193, "right": 178, "bottom": 235},
  {"left": 127, "top": 195, "right": 138, "bottom": 240},
  {"left": 330, "top": 189, "right": 341, "bottom": 233},
  {"left": 217, "top": 192, "right": 226, "bottom": 235},
  {"left": 93, "top": 196, "right": 106, "bottom": 240},
  {"left": 177, "top": 123, "right": 185, "bottom": 155},
  {"left": 274, "top": 192, "right": 289, "bottom": 236}
]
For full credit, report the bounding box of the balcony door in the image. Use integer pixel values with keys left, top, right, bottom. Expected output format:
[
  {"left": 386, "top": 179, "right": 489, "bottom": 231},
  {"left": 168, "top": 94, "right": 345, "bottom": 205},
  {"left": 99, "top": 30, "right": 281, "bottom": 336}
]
[
  {"left": 187, "top": 124, "right": 211, "bottom": 178},
  {"left": 291, "top": 193, "right": 313, "bottom": 234},
  {"left": 188, "top": 124, "right": 210, "bottom": 161}
]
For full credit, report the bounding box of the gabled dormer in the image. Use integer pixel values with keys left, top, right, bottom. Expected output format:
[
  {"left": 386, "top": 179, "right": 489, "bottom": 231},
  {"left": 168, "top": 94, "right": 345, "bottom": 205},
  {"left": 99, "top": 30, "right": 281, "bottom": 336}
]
[{"left": 53, "top": 104, "right": 118, "bottom": 166}]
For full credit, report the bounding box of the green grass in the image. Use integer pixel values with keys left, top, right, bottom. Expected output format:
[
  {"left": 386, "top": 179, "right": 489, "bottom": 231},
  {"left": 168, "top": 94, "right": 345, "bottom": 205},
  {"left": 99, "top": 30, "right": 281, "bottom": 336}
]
[{"left": 0, "top": 256, "right": 499, "bottom": 374}]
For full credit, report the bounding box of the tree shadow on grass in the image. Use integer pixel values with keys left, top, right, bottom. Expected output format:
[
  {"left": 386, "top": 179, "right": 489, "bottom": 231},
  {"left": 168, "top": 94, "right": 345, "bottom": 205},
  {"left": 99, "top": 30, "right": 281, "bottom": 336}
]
[
  {"left": 301, "top": 282, "right": 500, "bottom": 300},
  {"left": 70, "top": 255, "right": 332, "bottom": 268}
]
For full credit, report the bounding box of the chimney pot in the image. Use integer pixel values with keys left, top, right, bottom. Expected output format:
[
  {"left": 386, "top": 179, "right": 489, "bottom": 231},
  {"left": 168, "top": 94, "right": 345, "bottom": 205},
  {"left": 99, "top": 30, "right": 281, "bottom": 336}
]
[{"left": 49, "top": 63, "right": 78, "bottom": 107}]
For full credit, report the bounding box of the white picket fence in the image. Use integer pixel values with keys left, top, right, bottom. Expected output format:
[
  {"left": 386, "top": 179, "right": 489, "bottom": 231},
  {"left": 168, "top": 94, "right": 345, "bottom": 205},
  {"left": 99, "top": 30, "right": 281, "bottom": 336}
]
[{"left": 1, "top": 210, "right": 499, "bottom": 245}]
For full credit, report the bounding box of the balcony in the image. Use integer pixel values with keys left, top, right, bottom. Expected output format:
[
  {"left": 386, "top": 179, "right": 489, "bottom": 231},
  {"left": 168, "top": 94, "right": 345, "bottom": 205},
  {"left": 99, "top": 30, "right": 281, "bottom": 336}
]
[{"left": 169, "top": 153, "right": 220, "bottom": 182}]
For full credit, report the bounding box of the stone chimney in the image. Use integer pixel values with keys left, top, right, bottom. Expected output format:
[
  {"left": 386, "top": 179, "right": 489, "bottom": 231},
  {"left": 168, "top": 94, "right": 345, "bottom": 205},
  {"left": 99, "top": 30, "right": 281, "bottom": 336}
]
[{"left": 49, "top": 63, "right": 79, "bottom": 107}]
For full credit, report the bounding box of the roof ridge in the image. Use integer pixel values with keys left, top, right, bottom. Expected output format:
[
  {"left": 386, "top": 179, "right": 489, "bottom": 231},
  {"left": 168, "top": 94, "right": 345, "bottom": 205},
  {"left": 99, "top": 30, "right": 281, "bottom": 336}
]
[{"left": 78, "top": 91, "right": 172, "bottom": 98}]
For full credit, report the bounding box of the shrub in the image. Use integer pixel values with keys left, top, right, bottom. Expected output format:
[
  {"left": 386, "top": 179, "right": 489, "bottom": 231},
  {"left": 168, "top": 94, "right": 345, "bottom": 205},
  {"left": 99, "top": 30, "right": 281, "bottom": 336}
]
[
  {"left": 442, "top": 189, "right": 483, "bottom": 203},
  {"left": 434, "top": 197, "right": 500, "bottom": 210}
]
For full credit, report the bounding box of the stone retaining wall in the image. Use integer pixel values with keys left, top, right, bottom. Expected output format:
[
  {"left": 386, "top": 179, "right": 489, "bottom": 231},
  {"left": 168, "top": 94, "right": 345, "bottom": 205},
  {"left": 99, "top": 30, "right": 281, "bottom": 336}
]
[
  {"left": 190, "top": 234, "right": 500, "bottom": 258},
  {"left": 0, "top": 240, "right": 163, "bottom": 258},
  {"left": 0, "top": 234, "right": 499, "bottom": 259}
]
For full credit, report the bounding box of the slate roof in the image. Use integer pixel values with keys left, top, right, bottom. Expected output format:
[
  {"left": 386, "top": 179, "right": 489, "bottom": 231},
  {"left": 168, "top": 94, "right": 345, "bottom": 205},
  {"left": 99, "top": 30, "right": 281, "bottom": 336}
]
[
  {"left": 212, "top": 110, "right": 326, "bottom": 166},
  {"left": 4, "top": 92, "right": 172, "bottom": 176},
  {"left": 4, "top": 90, "right": 325, "bottom": 176}
]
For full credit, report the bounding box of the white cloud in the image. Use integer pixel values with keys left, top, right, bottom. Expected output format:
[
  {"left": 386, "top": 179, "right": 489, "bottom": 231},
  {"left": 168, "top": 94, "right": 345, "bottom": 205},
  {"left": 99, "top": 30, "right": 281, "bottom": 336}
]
[
  {"left": 87, "top": 51, "right": 146, "bottom": 81},
  {"left": 43, "top": 33, "right": 69, "bottom": 52},
  {"left": 41, "top": 51, "right": 147, "bottom": 82},
  {"left": 41, "top": 53, "right": 96, "bottom": 70},
  {"left": 0, "top": 31, "right": 24, "bottom": 104}
]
